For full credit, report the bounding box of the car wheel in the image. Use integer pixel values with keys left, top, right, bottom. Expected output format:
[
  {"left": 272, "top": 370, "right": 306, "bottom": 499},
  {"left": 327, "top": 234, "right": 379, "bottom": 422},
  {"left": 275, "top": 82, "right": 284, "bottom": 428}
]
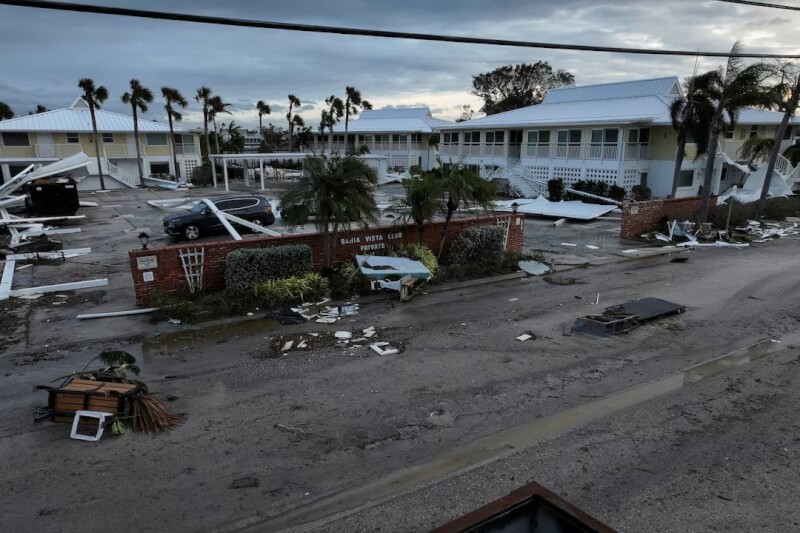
[
  {"left": 184, "top": 224, "right": 201, "bottom": 240},
  {"left": 249, "top": 217, "right": 265, "bottom": 232}
]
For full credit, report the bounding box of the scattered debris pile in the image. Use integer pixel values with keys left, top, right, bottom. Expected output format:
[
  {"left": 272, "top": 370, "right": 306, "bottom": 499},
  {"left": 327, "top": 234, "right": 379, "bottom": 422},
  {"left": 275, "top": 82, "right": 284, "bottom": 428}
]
[
  {"left": 266, "top": 326, "right": 400, "bottom": 356},
  {"left": 574, "top": 297, "right": 685, "bottom": 336},
  {"left": 738, "top": 220, "right": 800, "bottom": 242},
  {"left": 644, "top": 219, "right": 749, "bottom": 249},
  {"left": 34, "top": 350, "right": 184, "bottom": 439}
]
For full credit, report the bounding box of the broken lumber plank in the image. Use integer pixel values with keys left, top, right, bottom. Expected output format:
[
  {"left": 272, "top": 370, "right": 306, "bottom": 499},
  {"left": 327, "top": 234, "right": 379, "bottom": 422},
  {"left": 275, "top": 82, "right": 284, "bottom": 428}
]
[
  {"left": 77, "top": 308, "right": 158, "bottom": 319},
  {"left": 9, "top": 278, "right": 108, "bottom": 297},
  {"left": 7, "top": 248, "right": 92, "bottom": 261},
  {"left": 0, "top": 215, "right": 85, "bottom": 225},
  {"left": 0, "top": 260, "right": 16, "bottom": 300}
]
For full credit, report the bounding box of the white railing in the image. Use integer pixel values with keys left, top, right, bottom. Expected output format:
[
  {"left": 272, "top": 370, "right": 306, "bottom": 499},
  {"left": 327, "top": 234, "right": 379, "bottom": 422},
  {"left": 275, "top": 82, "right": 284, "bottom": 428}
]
[
  {"left": 175, "top": 144, "right": 199, "bottom": 155},
  {"left": 0, "top": 145, "right": 36, "bottom": 158},
  {"left": 106, "top": 160, "right": 139, "bottom": 188},
  {"left": 776, "top": 153, "right": 792, "bottom": 176},
  {"left": 102, "top": 144, "right": 134, "bottom": 158},
  {"left": 624, "top": 143, "right": 651, "bottom": 161},
  {"left": 482, "top": 144, "right": 506, "bottom": 157},
  {"left": 34, "top": 144, "right": 83, "bottom": 158}
]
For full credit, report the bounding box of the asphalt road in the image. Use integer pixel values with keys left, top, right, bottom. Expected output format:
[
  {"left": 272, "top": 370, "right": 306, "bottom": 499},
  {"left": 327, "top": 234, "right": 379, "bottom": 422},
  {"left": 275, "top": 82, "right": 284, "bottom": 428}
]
[{"left": 2, "top": 239, "right": 800, "bottom": 532}]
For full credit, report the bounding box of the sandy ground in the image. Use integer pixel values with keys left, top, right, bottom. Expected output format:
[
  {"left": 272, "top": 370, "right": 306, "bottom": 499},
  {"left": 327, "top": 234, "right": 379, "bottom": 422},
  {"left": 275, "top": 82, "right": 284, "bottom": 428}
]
[{"left": 2, "top": 235, "right": 800, "bottom": 532}]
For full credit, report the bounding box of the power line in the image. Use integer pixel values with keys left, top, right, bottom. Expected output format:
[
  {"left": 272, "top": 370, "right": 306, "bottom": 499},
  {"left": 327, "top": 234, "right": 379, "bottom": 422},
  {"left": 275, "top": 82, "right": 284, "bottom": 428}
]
[
  {"left": 716, "top": 0, "right": 800, "bottom": 11},
  {"left": 1, "top": 0, "right": 800, "bottom": 59}
]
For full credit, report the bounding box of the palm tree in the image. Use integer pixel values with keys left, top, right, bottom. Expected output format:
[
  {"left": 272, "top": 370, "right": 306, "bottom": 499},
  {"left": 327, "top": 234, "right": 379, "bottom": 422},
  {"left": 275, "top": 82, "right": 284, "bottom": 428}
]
[
  {"left": 0, "top": 102, "right": 12, "bottom": 120},
  {"left": 291, "top": 115, "right": 306, "bottom": 151},
  {"left": 208, "top": 96, "right": 231, "bottom": 154},
  {"left": 738, "top": 135, "right": 775, "bottom": 167},
  {"left": 668, "top": 74, "right": 715, "bottom": 197},
  {"left": 343, "top": 86, "right": 372, "bottom": 152},
  {"left": 121, "top": 79, "right": 154, "bottom": 187},
  {"left": 223, "top": 120, "right": 244, "bottom": 152},
  {"left": 697, "top": 42, "right": 770, "bottom": 222},
  {"left": 287, "top": 94, "right": 301, "bottom": 152},
  {"left": 28, "top": 104, "right": 48, "bottom": 115},
  {"left": 78, "top": 78, "right": 109, "bottom": 190},
  {"left": 756, "top": 64, "right": 800, "bottom": 218},
  {"left": 195, "top": 86, "right": 212, "bottom": 164},
  {"left": 433, "top": 162, "right": 495, "bottom": 258},
  {"left": 279, "top": 154, "right": 378, "bottom": 269},
  {"left": 162, "top": 87, "right": 188, "bottom": 179},
  {"left": 324, "top": 95, "right": 344, "bottom": 153},
  {"left": 399, "top": 173, "right": 445, "bottom": 243},
  {"left": 256, "top": 100, "right": 271, "bottom": 144}
]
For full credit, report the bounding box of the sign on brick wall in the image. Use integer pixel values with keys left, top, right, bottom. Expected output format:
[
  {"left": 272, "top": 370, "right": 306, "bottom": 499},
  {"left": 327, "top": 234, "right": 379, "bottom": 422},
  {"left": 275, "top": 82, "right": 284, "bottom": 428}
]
[{"left": 129, "top": 214, "right": 524, "bottom": 305}]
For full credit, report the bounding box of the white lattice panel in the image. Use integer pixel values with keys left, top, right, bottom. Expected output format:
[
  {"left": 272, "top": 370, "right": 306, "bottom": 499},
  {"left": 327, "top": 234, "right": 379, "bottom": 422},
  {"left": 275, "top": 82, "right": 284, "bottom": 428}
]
[
  {"left": 524, "top": 166, "right": 550, "bottom": 181},
  {"left": 553, "top": 167, "right": 582, "bottom": 187},
  {"left": 622, "top": 169, "right": 640, "bottom": 193},
  {"left": 184, "top": 159, "right": 199, "bottom": 181},
  {"left": 585, "top": 168, "right": 618, "bottom": 187}
]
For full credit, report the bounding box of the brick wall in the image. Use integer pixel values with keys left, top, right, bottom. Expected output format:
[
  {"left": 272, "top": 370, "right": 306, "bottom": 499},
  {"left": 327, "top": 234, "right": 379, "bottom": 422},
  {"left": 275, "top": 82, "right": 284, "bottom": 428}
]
[
  {"left": 129, "top": 214, "right": 524, "bottom": 304},
  {"left": 620, "top": 196, "right": 709, "bottom": 239}
]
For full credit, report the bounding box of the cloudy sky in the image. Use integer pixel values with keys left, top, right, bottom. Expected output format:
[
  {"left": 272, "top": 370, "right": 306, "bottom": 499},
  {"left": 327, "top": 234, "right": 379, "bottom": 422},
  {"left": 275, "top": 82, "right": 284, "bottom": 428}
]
[{"left": 0, "top": 0, "right": 798, "bottom": 129}]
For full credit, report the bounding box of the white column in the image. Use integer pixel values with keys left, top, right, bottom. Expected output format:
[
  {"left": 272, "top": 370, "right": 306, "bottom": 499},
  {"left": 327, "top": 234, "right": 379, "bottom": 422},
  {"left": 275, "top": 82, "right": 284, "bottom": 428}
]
[
  {"left": 223, "top": 160, "right": 229, "bottom": 192},
  {"left": 211, "top": 158, "right": 218, "bottom": 188},
  {"left": 259, "top": 158, "right": 265, "bottom": 190}
]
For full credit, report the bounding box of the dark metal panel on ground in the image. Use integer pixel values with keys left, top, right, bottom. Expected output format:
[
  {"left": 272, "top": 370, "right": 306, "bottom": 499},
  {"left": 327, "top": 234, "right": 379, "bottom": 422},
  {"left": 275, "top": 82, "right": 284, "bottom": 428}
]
[{"left": 431, "top": 480, "right": 615, "bottom": 533}]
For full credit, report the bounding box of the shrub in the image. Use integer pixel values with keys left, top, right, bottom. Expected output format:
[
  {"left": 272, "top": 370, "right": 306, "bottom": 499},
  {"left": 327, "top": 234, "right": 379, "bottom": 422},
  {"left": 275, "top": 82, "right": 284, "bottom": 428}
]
[
  {"left": 609, "top": 185, "right": 626, "bottom": 202},
  {"left": 329, "top": 262, "right": 372, "bottom": 300},
  {"left": 253, "top": 273, "right": 328, "bottom": 308},
  {"left": 631, "top": 185, "right": 652, "bottom": 201},
  {"left": 565, "top": 179, "right": 610, "bottom": 203},
  {"left": 436, "top": 251, "right": 527, "bottom": 283},
  {"left": 388, "top": 244, "right": 438, "bottom": 275},
  {"left": 547, "top": 178, "right": 564, "bottom": 201},
  {"left": 225, "top": 245, "right": 313, "bottom": 293},
  {"left": 447, "top": 225, "right": 505, "bottom": 266}
]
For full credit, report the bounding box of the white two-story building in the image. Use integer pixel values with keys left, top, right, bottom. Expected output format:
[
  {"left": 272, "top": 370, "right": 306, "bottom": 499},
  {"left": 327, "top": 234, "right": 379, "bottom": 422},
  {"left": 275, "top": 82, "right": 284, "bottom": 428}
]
[
  {"left": 312, "top": 107, "right": 452, "bottom": 171},
  {"left": 438, "top": 77, "right": 799, "bottom": 198},
  {"left": 0, "top": 98, "right": 203, "bottom": 189}
]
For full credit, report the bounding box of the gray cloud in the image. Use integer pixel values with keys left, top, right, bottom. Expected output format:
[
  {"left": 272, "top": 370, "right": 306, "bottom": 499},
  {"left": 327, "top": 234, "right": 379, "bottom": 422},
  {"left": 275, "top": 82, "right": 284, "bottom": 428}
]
[{"left": 0, "top": 0, "right": 798, "bottom": 127}]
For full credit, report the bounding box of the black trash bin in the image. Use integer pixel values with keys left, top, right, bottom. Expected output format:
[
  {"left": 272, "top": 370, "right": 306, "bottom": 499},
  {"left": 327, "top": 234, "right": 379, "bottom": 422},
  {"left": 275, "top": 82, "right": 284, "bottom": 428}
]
[{"left": 24, "top": 177, "right": 80, "bottom": 216}]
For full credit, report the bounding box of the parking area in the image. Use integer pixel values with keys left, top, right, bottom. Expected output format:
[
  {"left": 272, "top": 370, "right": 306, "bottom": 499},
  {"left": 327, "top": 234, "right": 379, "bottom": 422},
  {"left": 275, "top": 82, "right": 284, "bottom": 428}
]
[{"left": 1, "top": 183, "right": 669, "bottom": 354}]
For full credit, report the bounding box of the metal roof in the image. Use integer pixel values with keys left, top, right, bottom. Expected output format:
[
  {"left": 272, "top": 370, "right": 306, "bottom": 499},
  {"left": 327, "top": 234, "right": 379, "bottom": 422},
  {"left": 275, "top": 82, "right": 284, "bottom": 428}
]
[
  {"left": 344, "top": 107, "right": 452, "bottom": 134},
  {"left": 442, "top": 75, "right": 796, "bottom": 130},
  {"left": 0, "top": 99, "right": 189, "bottom": 133},
  {"left": 542, "top": 77, "right": 681, "bottom": 104}
]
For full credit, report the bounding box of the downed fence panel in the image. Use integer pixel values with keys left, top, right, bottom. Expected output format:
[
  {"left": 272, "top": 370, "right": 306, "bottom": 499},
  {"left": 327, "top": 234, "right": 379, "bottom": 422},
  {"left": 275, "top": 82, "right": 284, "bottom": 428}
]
[{"left": 8, "top": 278, "right": 108, "bottom": 298}]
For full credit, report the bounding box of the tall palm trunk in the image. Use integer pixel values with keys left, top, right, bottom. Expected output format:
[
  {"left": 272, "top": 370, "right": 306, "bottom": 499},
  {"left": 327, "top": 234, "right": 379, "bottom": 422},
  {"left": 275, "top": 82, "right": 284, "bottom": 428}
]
[
  {"left": 670, "top": 128, "right": 688, "bottom": 198},
  {"left": 89, "top": 106, "right": 106, "bottom": 190},
  {"left": 320, "top": 220, "right": 331, "bottom": 270},
  {"left": 168, "top": 112, "right": 180, "bottom": 179},
  {"left": 330, "top": 220, "right": 340, "bottom": 268},
  {"left": 329, "top": 124, "right": 334, "bottom": 154},
  {"left": 287, "top": 107, "right": 293, "bottom": 152},
  {"left": 344, "top": 109, "right": 350, "bottom": 154},
  {"left": 202, "top": 108, "right": 210, "bottom": 165},
  {"left": 437, "top": 204, "right": 455, "bottom": 259},
  {"left": 131, "top": 105, "right": 145, "bottom": 187},
  {"left": 699, "top": 117, "right": 723, "bottom": 223},
  {"left": 212, "top": 117, "right": 220, "bottom": 154},
  {"left": 756, "top": 112, "right": 794, "bottom": 218}
]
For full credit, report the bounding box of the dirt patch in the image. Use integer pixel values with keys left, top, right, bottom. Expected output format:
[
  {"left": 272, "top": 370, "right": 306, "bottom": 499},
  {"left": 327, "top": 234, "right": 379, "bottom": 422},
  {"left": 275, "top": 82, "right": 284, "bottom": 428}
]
[
  {"left": 251, "top": 328, "right": 405, "bottom": 359},
  {"left": 543, "top": 276, "right": 587, "bottom": 286},
  {"left": 13, "top": 351, "right": 64, "bottom": 366}
]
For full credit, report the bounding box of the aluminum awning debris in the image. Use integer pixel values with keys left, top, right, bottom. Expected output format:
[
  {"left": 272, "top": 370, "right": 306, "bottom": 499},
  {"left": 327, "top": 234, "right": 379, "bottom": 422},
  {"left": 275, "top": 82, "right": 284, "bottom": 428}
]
[
  {"left": 355, "top": 255, "right": 432, "bottom": 281},
  {"left": 495, "top": 197, "right": 618, "bottom": 220},
  {"left": 518, "top": 260, "right": 550, "bottom": 276}
]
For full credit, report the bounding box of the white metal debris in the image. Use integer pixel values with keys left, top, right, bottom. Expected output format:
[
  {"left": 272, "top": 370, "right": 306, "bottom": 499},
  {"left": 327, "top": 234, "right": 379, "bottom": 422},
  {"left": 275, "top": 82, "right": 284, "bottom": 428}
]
[
  {"left": 6, "top": 278, "right": 108, "bottom": 298},
  {"left": 7, "top": 248, "right": 92, "bottom": 261},
  {"left": 370, "top": 342, "right": 398, "bottom": 356},
  {"left": 516, "top": 334, "right": 532, "bottom": 342},
  {"left": 77, "top": 308, "right": 158, "bottom": 319}
]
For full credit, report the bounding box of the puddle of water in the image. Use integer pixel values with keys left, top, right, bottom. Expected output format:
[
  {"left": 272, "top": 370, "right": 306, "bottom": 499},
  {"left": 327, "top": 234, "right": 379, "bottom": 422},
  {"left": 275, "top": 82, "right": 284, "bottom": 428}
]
[
  {"left": 141, "top": 319, "right": 279, "bottom": 358},
  {"left": 246, "top": 338, "right": 787, "bottom": 532}
]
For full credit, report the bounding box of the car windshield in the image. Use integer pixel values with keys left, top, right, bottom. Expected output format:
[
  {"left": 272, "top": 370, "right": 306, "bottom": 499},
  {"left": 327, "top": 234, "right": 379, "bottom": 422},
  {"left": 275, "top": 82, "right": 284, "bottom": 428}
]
[{"left": 190, "top": 202, "right": 207, "bottom": 213}]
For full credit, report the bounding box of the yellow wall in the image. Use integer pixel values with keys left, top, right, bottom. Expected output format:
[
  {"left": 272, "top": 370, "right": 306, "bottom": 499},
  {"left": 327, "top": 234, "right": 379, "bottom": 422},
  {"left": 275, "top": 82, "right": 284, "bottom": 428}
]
[{"left": 650, "top": 126, "right": 697, "bottom": 160}]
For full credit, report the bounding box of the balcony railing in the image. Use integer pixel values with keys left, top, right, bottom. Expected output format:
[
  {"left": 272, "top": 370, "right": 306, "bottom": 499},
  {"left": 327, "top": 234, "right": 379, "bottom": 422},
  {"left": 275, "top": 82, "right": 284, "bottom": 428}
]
[
  {"left": 623, "top": 144, "right": 651, "bottom": 161},
  {"left": 175, "top": 144, "right": 199, "bottom": 155},
  {"left": 103, "top": 144, "right": 136, "bottom": 158}
]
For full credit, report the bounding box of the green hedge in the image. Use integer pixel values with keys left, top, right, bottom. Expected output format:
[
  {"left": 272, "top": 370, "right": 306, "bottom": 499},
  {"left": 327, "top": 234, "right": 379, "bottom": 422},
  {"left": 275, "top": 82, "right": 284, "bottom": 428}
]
[
  {"left": 447, "top": 225, "right": 505, "bottom": 266},
  {"left": 225, "top": 244, "right": 313, "bottom": 292},
  {"left": 253, "top": 273, "right": 328, "bottom": 307}
]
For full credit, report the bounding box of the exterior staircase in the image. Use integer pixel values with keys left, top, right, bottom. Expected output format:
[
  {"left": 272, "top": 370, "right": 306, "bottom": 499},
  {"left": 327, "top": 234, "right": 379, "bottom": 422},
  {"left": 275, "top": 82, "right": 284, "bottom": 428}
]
[
  {"left": 486, "top": 161, "right": 546, "bottom": 198},
  {"left": 84, "top": 159, "right": 139, "bottom": 189}
]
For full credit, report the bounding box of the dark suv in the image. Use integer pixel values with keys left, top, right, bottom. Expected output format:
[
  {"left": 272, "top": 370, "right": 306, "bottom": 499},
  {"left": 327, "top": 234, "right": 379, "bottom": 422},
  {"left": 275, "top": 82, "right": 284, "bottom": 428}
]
[{"left": 163, "top": 195, "right": 275, "bottom": 240}]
